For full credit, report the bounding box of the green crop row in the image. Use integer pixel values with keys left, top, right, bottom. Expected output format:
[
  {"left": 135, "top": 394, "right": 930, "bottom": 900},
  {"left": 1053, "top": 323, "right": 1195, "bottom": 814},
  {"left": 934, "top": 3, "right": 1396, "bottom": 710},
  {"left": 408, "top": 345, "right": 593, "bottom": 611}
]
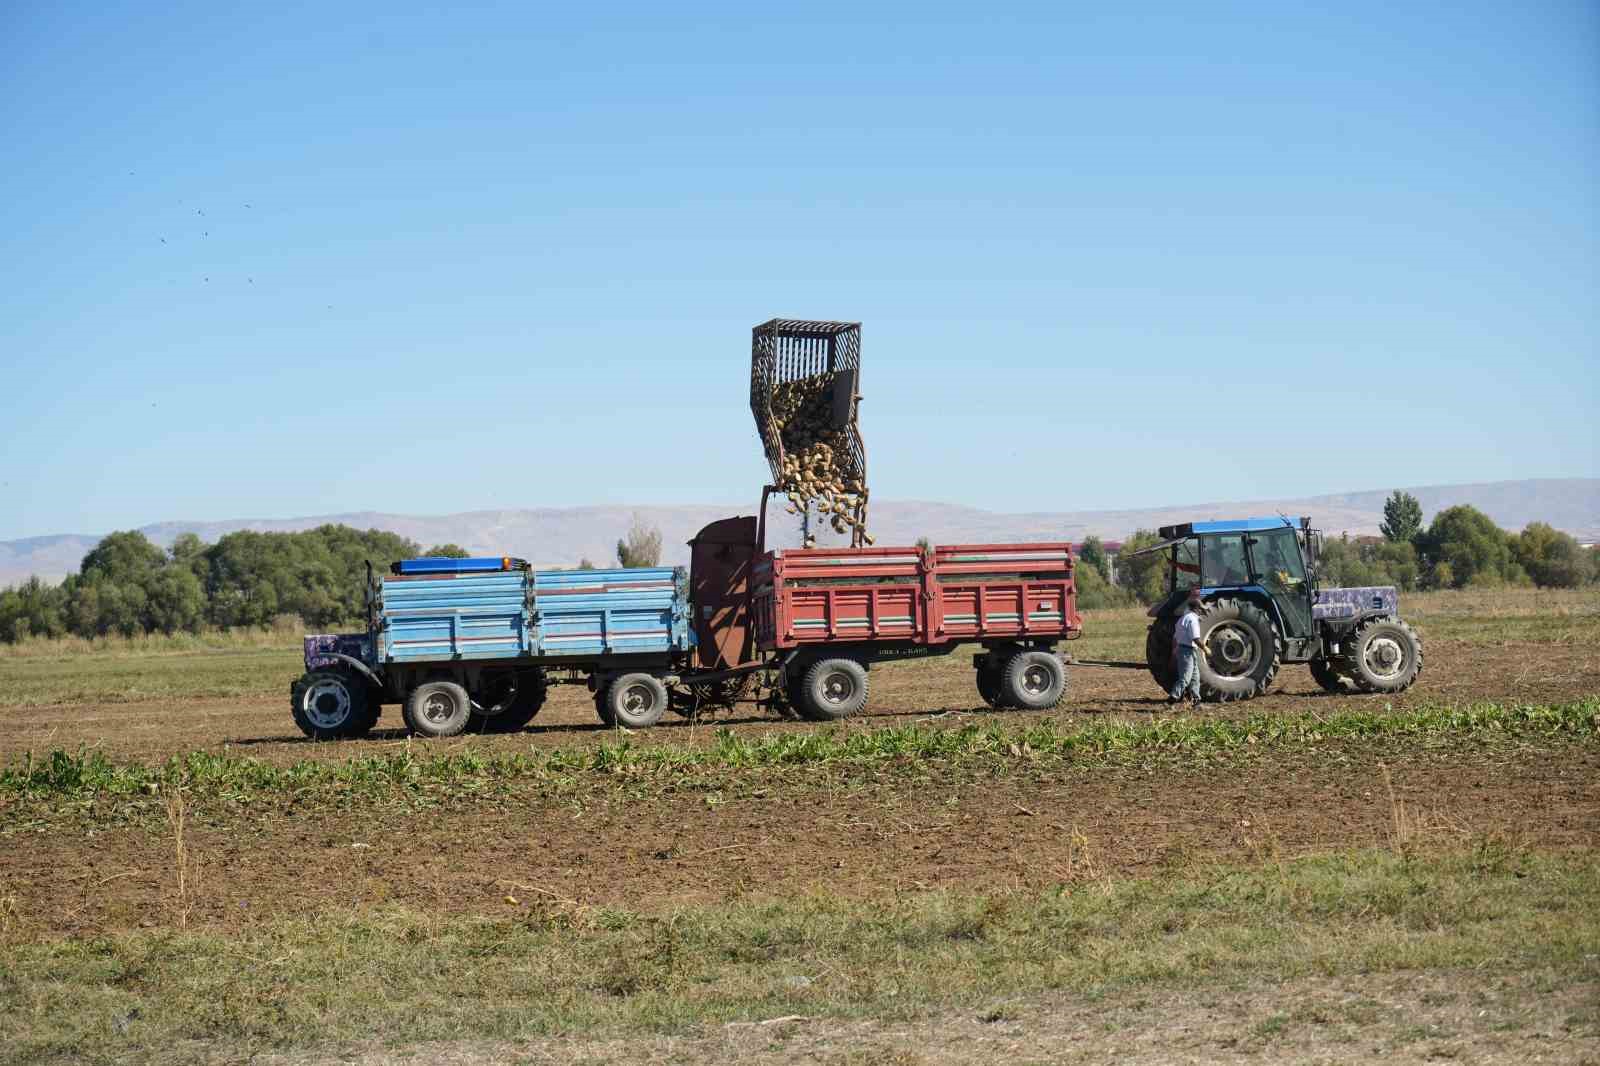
[{"left": 2, "top": 699, "right": 1594, "bottom": 807}]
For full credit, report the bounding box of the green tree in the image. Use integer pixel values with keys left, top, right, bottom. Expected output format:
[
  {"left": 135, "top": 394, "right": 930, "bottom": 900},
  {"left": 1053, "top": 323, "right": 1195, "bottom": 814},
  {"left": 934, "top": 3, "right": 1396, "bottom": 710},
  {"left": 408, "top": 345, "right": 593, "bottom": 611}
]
[
  {"left": 145, "top": 566, "right": 206, "bottom": 634},
  {"left": 1514, "top": 522, "right": 1592, "bottom": 588},
  {"left": 1078, "top": 535, "right": 1110, "bottom": 582},
  {"left": 1380, "top": 491, "right": 1423, "bottom": 544},
  {"left": 1415, "top": 505, "right": 1514, "bottom": 588},
  {"left": 79, "top": 530, "right": 166, "bottom": 585},
  {"left": 616, "top": 514, "right": 663, "bottom": 568},
  {"left": 1073, "top": 557, "right": 1132, "bottom": 610},
  {"left": 169, "top": 532, "right": 210, "bottom": 582},
  {"left": 914, "top": 536, "right": 932, "bottom": 555},
  {"left": 1368, "top": 539, "right": 1420, "bottom": 591},
  {"left": 576, "top": 557, "right": 598, "bottom": 570},
  {"left": 1316, "top": 534, "right": 1367, "bottom": 588},
  {"left": 0, "top": 577, "right": 69, "bottom": 642},
  {"left": 423, "top": 543, "right": 471, "bottom": 558},
  {"left": 1114, "top": 530, "right": 1168, "bottom": 605}
]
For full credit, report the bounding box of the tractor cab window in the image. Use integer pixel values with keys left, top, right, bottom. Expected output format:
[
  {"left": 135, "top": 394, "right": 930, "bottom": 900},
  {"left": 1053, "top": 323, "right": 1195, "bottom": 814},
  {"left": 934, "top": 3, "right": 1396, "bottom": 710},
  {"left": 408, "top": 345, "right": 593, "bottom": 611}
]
[
  {"left": 1249, "top": 528, "right": 1313, "bottom": 638},
  {"left": 1201, "top": 535, "right": 1250, "bottom": 586},
  {"left": 1249, "top": 529, "right": 1307, "bottom": 586},
  {"left": 1172, "top": 539, "right": 1201, "bottom": 591}
]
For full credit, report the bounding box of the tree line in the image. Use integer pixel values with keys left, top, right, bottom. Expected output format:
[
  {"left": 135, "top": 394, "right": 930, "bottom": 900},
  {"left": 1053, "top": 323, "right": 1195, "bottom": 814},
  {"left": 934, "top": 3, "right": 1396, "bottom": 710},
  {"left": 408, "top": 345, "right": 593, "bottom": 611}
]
[
  {"left": 1, "top": 498, "right": 1591, "bottom": 642},
  {"left": 1107, "top": 492, "right": 1598, "bottom": 605},
  {"left": 0, "top": 514, "right": 672, "bottom": 645},
  {"left": 0, "top": 526, "right": 443, "bottom": 643}
]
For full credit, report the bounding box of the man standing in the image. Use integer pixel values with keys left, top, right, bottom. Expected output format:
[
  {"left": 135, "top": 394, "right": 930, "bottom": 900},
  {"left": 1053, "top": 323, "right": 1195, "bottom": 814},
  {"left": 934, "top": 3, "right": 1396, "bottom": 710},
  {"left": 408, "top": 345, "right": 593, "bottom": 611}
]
[{"left": 1168, "top": 589, "right": 1205, "bottom": 708}]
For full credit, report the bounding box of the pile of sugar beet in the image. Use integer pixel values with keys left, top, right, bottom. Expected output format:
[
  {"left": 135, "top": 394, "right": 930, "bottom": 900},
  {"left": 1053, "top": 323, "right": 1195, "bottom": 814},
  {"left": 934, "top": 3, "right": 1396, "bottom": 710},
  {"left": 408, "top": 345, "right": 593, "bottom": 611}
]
[{"left": 768, "top": 373, "right": 873, "bottom": 546}]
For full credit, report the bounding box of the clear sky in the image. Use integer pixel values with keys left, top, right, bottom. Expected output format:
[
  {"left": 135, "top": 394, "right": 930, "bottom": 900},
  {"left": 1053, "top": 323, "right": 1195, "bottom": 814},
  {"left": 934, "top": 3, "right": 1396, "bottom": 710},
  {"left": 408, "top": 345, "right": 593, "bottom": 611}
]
[{"left": 2, "top": 1, "right": 1596, "bottom": 541}]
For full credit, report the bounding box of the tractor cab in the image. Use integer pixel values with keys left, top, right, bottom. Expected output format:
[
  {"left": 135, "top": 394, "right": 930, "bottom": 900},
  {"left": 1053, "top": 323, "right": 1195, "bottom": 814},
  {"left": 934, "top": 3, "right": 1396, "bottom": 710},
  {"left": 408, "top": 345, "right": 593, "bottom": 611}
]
[{"left": 1144, "top": 518, "right": 1320, "bottom": 642}]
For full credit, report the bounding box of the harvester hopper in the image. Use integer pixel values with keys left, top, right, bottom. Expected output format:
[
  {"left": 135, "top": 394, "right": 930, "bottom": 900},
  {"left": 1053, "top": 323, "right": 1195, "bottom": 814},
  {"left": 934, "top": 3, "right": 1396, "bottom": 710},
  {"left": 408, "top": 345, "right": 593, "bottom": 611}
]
[{"left": 749, "top": 319, "right": 870, "bottom": 546}]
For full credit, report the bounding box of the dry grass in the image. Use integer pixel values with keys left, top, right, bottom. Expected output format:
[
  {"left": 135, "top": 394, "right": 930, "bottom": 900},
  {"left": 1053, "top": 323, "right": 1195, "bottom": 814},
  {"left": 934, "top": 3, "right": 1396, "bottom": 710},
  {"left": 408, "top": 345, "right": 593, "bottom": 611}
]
[
  {"left": 161, "top": 781, "right": 202, "bottom": 929},
  {"left": 0, "top": 846, "right": 1593, "bottom": 1065}
]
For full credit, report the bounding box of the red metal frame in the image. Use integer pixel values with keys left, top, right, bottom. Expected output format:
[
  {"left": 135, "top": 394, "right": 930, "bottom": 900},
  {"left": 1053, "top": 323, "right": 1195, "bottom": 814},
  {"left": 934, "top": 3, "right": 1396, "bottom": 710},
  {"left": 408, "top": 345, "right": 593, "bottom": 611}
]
[{"left": 751, "top": 541, "right": 1082, "bottom": 652}]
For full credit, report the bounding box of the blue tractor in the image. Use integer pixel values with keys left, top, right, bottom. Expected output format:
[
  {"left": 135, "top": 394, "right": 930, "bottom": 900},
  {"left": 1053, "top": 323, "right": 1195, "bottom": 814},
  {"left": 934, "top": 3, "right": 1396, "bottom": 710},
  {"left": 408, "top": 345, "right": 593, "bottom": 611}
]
[{"left": 1136, "top": 517, "right": 1423, "bottom": 701}]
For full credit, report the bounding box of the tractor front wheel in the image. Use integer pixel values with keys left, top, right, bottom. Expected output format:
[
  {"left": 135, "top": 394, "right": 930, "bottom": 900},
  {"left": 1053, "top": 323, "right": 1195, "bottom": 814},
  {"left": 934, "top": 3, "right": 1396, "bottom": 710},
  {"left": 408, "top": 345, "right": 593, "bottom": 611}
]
[
  {"left": 1349, "top": 617, "right": 1423, "bottom": 694},
  {"left": 1195, "top": 598, "right": 1282, "bottom": 702}
]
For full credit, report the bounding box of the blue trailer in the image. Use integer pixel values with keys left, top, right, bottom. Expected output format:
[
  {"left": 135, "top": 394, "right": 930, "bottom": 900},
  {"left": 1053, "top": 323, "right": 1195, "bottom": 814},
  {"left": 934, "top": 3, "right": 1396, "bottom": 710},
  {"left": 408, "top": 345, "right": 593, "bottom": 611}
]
[{"left": 291, "top": 557, "right": 694, "bottom": 738}]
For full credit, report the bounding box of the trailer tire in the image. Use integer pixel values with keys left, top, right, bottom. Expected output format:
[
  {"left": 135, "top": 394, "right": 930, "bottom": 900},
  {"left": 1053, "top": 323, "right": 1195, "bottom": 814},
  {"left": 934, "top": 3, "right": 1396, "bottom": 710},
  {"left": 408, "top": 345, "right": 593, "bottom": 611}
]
[
  {"left": 1348, "top": 616, "right": 1423, "bottom": 694},
  {"left": 593, "top": 687, "right": 615, "bottom": 727},
  {"left": 291, "top": 669, "right": 377, "bottom": 740},
  {"left": 471, "top": 670, "right": 548, "bottom": 734},
  {"left": 1195, "top": 598, "right": 1281, "bottom": 702},
  {"left": 797, "top": 658, "right": 870, "bottom": 721},
  {"left": 999, "top": 650, "right": 1066, "bottom": 710},
  {"left": 603, "top": 673, "right": 668, "bottom": 729},
  {"left": 403, "top": 680, "right": 472, "bottom": 738},
  {"left": 976, "top": 665, "right": 1005, "bottom": 708}
]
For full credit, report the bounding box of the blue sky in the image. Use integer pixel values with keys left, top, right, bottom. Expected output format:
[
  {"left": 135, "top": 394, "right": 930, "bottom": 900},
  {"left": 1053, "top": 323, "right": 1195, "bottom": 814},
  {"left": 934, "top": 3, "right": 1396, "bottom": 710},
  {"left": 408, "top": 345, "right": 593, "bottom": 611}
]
[{"left": 2, "top": 1, "right": 1596, "bottom": 541}]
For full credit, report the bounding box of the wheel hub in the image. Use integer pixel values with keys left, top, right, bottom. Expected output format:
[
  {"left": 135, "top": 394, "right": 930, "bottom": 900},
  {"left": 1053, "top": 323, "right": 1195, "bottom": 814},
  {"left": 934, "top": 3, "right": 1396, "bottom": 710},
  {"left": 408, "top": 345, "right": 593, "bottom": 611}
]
[
  {"left": 1206, "top": 622, "right": 1261, "bottom": 677},
  {"left": 1022, "top": 664, "right": 1050, "bottom": 694},
  {"left": 622, "top": 684, "right": 656, "bottom": 713},
  {"left": 1366, "top": 636, "right": 1404, "bottom": 677},
  {"left": 422, "top": 692, "right": 456, "bottom": 724},
  {"left": 823, "top": 672, "right": 855, "bottom": 704},
  {"left": 303, "top": 679, "right": 351, "bottom": 729}
]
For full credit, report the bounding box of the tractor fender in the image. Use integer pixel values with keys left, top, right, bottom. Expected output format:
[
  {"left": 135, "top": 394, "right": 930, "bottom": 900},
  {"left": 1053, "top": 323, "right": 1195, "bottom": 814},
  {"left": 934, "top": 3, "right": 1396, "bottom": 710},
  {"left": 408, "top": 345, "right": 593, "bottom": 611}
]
[{"left": 316, "top": 652, "right": 386, "bottom": 691}]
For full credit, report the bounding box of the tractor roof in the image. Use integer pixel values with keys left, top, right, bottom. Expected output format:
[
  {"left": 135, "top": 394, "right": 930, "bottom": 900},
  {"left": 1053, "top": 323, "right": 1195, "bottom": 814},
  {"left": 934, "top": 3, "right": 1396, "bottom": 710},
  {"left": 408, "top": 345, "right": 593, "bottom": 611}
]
[{"left": 1156, "top": 517, "right": 1296, "bottom": 540}]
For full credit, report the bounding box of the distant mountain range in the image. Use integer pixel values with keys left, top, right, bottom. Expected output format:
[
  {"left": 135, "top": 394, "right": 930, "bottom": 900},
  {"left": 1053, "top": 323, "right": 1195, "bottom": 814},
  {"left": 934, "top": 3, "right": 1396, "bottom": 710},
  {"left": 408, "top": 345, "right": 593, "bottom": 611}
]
[{"left": 2, "top": 478, "right": 1595, "bottom": 586}]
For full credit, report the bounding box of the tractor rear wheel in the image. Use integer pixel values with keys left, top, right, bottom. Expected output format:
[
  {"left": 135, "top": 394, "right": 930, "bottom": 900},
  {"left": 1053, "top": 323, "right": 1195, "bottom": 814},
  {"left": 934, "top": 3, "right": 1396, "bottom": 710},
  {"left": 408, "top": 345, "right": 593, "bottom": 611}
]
[
  {"left": 1145, "top": 624, "right": 1176, "bottom": 692},
  {"left": 1348, "top": 617, "right": 1423, "bottom": 694},
  {"left": 1195, "top": 598, "right": 1282, "bottom": 702},
  {"left": 291, "top": 668, "right": 378, "bottom": 740},
  {"left": 1309, "top": 656, "right": 1350, "bottom": 694}
]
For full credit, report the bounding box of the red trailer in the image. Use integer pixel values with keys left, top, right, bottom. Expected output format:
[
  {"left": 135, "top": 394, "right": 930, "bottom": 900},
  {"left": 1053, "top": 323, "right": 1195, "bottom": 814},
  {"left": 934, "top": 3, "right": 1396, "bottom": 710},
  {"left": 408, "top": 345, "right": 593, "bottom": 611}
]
[{"left": 686, "top": 501, "right": 1084, "bottom": 722}]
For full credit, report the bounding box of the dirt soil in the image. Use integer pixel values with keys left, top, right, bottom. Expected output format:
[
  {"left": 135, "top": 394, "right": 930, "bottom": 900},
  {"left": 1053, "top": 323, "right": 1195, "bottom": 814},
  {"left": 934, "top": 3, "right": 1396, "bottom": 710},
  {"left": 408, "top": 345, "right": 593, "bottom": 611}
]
[
  {"left": 5, "top": 741, "right": 1596, "bottom": 939},
  {"left": 1, "top": 635, "right": 1595, "bottom": 767}
]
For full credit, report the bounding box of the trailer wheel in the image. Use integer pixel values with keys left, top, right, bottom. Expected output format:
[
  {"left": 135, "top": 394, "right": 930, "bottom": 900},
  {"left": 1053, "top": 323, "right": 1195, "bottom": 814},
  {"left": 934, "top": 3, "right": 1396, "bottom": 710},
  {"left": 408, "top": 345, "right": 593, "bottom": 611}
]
[
  {"left": 975, "top": 664, "right": 1005, "bottom": 708},
  {"left": 1348, "top": 617, "right": 1423, "bottom": 694},
  {"left": 471, "top": 670, "right": 548, "bottom": 734},
  {"left": 797, "top": 658, "right": 870, "bottom": 721},
  {"left": 403, "top": 680, "right": 472, "bottom": 738},
  {"left": 1309, "top": 656, "right": 1350, "bottom": 694},
  {"left": 999, "top": 650, "right": 1066, "bottom": 710},
  {"left": 593, "top": 687, "right": 615, "bottom": 727},
  {"left": 603, "top": 673, "right": 668, "bottom": 729},
  {"left": 290, "top": 669, "right": 377, "bottom": 740}
]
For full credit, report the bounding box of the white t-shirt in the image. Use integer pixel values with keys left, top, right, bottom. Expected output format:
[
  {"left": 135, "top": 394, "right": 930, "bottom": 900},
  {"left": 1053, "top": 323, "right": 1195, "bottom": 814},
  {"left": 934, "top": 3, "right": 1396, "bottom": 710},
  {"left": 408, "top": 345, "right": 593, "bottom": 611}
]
[{"left": 1175, "top": 611, "right": 1202, "bottom": 647}]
